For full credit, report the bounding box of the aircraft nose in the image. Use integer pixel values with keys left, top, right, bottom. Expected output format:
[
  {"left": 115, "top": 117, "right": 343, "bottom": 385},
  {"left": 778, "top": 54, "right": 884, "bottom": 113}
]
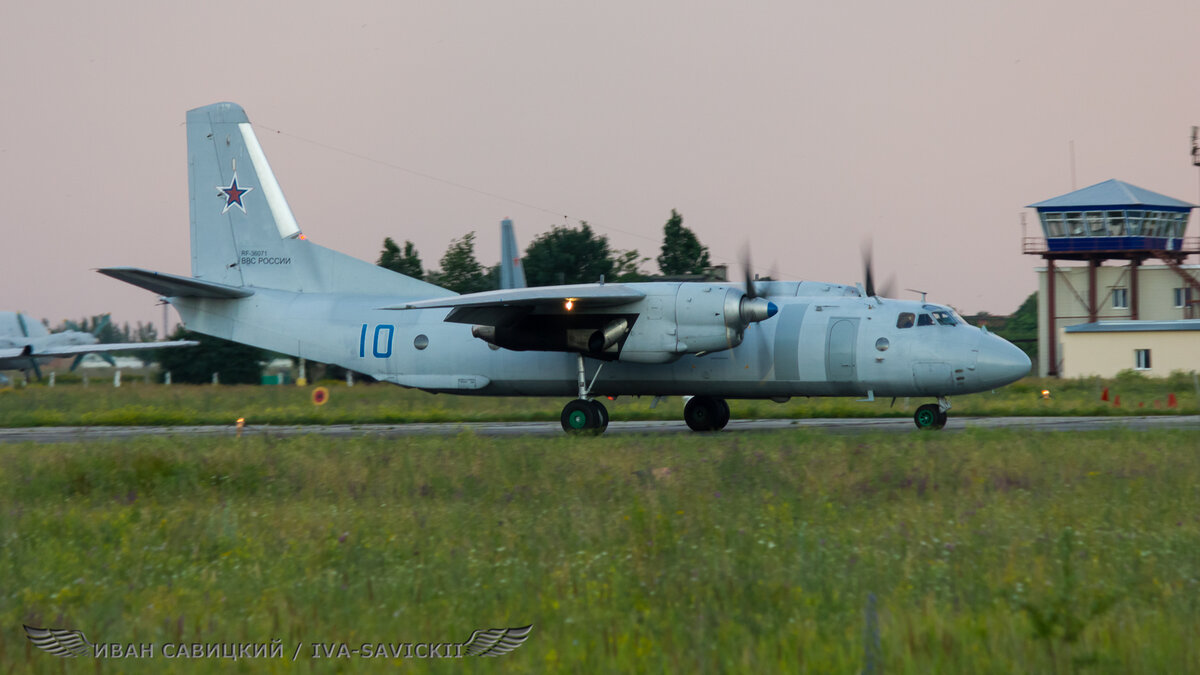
[{"left": 975, "top": 334, "right": 1031, "bottom": 388}]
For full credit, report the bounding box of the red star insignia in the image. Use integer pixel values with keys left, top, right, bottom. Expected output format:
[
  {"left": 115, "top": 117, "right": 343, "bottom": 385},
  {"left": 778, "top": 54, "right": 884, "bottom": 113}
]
[{"left": 217, "top": 174, "right": 253, "bottom": 214}]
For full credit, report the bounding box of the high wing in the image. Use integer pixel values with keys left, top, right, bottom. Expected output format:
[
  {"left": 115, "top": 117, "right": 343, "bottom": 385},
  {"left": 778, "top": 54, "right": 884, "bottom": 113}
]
[
  {"left": 383, "top": 283, "right": 645, "bottom": 325},
  {"left": 26, "top": 340, "right": 198, "bottom": 359}
]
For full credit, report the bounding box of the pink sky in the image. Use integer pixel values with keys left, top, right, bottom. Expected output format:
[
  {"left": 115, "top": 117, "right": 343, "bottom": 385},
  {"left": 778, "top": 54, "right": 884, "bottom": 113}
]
[{"left": 3, "top": 1, "right": 1199, "bottom": 331}]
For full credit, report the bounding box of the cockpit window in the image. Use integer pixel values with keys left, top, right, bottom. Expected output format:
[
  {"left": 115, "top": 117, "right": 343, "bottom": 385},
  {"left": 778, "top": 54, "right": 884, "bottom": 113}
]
[
  {"left": 917, "top": 313, "right": 934, "bottom": 326},
  {"left": 932, "top": 310, "right": 958, "bottom": 326},
  {"left": 896, "top": 312, "right": 915, "bottom": 329}
]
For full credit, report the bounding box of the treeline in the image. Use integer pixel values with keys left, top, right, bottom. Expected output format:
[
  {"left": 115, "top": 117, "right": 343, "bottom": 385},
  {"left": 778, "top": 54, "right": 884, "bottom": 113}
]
[{"left": 377, "top": 209, "right": 714, "bottom": 293}]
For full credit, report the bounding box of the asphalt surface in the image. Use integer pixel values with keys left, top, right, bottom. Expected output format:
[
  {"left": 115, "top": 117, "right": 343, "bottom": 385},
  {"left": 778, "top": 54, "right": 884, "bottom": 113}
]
[{"left": 1, "top": 415, "right": 1197, "bottom": 444}]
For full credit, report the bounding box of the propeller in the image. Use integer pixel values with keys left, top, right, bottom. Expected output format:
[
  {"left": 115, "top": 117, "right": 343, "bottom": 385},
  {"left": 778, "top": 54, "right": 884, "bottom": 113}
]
[
  {"left": 736, "top": 248, "right": 779, "bottom": 380},
  {"left": 15, "top": 312, "right": 42, "bottom": 381},
  {"left": 861, "top": 240, "right": 895, "bottom": 299}
]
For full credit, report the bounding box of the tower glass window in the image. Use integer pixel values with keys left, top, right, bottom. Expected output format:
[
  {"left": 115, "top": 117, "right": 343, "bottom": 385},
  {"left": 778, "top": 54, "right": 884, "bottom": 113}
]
[
  {"left": 1126, "top": 211, "right": 1144, "bottom": 235},
  {"left": 1105, "top": 211, "right": 1125, "bottom": 235}
]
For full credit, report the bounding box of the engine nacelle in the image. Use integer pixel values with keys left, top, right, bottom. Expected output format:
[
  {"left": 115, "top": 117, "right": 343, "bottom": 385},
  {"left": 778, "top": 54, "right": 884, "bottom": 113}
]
[
  {"left": 468, "top": 282, "right": 777, "bottom": 364},
  {"left": 618, "top": 283, "right": 777, "bottom": 363}
]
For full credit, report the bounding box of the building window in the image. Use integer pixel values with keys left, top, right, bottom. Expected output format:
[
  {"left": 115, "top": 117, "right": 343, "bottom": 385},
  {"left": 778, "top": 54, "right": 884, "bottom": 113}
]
[
  {"left": 1175, "top": 288, "right": 1193, "bottom": 308},
  {"left": 1112, "top": 288, "right": 1128, "bottom": 309},
  {"left": 1135, "top": 349, "right": 1151, "bottom": 370}
]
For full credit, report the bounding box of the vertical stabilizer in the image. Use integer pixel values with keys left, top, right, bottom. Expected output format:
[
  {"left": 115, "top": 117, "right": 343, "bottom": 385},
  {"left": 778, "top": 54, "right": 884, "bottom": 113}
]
[
  {"left": 498, "top": 218, "right": 527, "bottom": 289},
  {"left": 186, "top": 102, "right": 452, "bottom": 298}
]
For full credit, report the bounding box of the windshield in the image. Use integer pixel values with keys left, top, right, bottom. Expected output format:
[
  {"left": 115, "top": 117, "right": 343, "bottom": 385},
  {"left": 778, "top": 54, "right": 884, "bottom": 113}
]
[
  {"left": 921, "top": 304, "right": 960, "bottom": 326},
  {"left": 931, "top": 310, "right": 957, "bottom": 326}
]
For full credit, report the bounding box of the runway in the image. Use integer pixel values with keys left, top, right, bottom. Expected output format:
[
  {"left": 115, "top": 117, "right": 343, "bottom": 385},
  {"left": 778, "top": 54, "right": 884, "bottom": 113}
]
[{"left": 1, "top": 415, "right": 1197, "bottom": 444}]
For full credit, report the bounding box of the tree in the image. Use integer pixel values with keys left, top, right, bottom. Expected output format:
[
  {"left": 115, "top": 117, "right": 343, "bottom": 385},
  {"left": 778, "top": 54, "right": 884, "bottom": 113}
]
[
  {"left": 157, "top": 326, "right": 264, "bottom": 384},
  {"left": 435, "top": 232, "right": 490, "bottom": 294},
  {"left": 656, "top": 209, "right": 711, "bottom": 276},
  {"left": 523, "top": 222, "right": 614, "bottom": 286},
  {"left": 611, "top": 249, "right": 650, "bottom": 282},
  {"left": 377, "top": 237, "right": 424, "bottom": 279},
  {"left": 132, "top": 321, "right": 158, "bottom": 343},
  {"left": 993, "top": 291, "right": 1038, "bottom": 364}
]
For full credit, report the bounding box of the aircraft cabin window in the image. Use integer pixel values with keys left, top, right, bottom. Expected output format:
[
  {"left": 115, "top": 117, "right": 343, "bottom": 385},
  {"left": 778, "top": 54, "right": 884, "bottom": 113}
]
[
  {"left": 896, "top": 312, "right": 915, "bottom": 328},
  {"left": 917, "top": 313, "right": 934, "bottom": 326}
]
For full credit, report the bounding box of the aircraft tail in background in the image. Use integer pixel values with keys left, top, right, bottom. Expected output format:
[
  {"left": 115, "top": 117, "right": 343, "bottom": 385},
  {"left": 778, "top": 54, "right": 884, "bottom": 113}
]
[{"left": 498, "top": 218, "right": 526, "bottom": 289}]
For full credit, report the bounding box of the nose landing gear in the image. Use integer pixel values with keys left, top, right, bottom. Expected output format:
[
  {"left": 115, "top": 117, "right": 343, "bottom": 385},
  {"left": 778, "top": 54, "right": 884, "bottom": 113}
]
[{"left": 913, "top": 397, "right": 950, "bottom": 430}]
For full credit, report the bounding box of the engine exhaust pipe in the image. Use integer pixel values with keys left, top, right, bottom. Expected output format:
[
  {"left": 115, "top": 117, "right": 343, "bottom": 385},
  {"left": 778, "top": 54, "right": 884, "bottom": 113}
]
[{"left": 587, "top": 318, "right": 629, "bottom": 353}]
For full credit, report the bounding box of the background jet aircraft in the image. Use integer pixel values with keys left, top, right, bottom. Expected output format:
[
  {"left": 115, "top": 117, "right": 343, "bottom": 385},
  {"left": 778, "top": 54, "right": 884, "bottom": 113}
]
[
  {"left": 102, "top": 102, "right": 1030, "bottom": 433},
  {"left": 0, "top": 311, "right": 196, "bottom": 379}
]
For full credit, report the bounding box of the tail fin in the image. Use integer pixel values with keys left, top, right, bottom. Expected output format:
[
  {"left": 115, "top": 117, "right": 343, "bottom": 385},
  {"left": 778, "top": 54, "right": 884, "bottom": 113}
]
[
  {"left": 187, "top": 102, "right": 451, "bottom": 297},
  {"left": 498, "top": 218, "right": 527, "bottom": 289}
]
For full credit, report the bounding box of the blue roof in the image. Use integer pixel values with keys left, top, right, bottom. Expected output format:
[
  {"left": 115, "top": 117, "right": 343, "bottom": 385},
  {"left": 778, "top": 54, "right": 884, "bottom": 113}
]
[
  {"left": 1028, "top": 179, "right": 1195, "bottom": 210},
  {"left": 1065, "top": 320, "right": 1200, "bottom": 333}
]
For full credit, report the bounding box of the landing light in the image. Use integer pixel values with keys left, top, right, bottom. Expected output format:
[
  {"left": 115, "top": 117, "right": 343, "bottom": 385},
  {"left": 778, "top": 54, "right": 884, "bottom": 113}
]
[{"left": 565, "top": 299, "right": 576, "bottom": 311}]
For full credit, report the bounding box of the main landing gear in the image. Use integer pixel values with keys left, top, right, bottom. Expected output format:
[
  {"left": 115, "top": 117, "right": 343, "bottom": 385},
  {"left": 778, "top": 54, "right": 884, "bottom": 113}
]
[
  {"left": 683, "top": 395, "right": 731, "bottom": 432},
  {"left": 559, "top": 356, "right": 736, "bottom": 434},
  {"left": 560, "top": 398, "right": 609, "bottom": 433},
  {"left": 561, "top": 354, "right": 610, "bottom": 433},
  {"left": 913, "top": 397, "right": 951, "bottom": 430}
]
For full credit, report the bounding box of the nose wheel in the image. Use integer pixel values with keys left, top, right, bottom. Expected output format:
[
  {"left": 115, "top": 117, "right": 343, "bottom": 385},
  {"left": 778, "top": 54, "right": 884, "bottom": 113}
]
[
  {"left": 913, "top": 398, "right": 950, "bottom": 430},
  {"left": 684, "top": 396, "right": 731, "bottom": 432}
]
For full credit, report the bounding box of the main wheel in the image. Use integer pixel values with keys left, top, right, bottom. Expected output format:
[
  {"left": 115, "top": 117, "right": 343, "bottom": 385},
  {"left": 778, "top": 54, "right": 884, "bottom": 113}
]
[
  {"left": 913, "top": 403, "right": 946, "bottom": 430},
  {"left": 589, "top": 399, "right": 609, "bottom": 431},
  {"left": 684, "top": 396, "right": 721, "bottom": 432},
  {"left": 561, "top": 399, "right": 599, "bottom": 432},
  {"left": 714, "top": 398, "right": 731, "bottom": 430}
]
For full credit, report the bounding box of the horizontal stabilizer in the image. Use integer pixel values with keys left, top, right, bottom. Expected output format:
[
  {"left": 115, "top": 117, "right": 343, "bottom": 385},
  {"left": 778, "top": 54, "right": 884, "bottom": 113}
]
[
  {"left": 97, "top": 267, "right": 254, "bottom": 299},
  {"left": 29, "top": 340, "right": 198, "bottom": 359}
]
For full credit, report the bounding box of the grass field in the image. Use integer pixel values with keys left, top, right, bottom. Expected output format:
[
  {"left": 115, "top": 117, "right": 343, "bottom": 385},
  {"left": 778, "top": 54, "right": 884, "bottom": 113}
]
[
  {"left": 1, "top": 371, "right": 1197, "bottom": 427},
  {"left": 2, "top": 429, "right": 1198, "bottom": 672}
]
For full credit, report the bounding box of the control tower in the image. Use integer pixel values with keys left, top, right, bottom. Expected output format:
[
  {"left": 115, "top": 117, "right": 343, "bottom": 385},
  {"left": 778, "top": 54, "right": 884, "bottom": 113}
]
[{"left": 1023, "top": 179, "right": 1200, "bottom": 376}]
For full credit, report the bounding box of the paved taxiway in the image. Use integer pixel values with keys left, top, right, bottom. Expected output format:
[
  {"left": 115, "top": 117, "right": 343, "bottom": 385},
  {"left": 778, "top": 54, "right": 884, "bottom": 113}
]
[{"left": 1, "top": 415, "right": 1197, "bottom": 444}]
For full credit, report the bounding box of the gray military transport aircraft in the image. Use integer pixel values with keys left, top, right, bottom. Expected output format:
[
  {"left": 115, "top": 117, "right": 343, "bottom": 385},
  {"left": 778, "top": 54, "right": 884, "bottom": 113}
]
[
  {"left": 100, "top": 102, "right": 1030, "bottom": 433},
  {"left": 0, "top": 311, "right": 195, "bottom": 380}
]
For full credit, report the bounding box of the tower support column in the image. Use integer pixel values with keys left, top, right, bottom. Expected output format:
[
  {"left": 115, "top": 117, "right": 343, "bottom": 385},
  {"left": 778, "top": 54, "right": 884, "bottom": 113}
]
[{"left": 1047, "top": 258, "right": 1057, "bottom": 377}]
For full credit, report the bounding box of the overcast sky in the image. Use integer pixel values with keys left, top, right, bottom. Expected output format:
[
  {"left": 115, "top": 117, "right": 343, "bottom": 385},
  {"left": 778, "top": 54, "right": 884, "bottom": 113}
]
[{"left": 3, "top": 1, "right": 1200, "bottom": 332}]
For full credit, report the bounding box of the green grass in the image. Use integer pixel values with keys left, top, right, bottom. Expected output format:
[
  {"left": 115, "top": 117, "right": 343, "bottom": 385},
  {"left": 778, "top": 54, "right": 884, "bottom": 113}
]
[
  {"left": 1, "top": 371, "right": 1197, "bottom": 428},
  {"left": 1, "top": 429, "right": 1198, "bottom": 672}
]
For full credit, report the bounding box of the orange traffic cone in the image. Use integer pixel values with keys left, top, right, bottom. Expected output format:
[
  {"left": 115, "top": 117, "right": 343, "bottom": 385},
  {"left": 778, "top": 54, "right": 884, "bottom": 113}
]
[
  {"left": 1101, "top": 387, "right": 1109, "bottom": 401},
  {"left": 1168, "top": 393, "right": 1178, "bottom": 408}
]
